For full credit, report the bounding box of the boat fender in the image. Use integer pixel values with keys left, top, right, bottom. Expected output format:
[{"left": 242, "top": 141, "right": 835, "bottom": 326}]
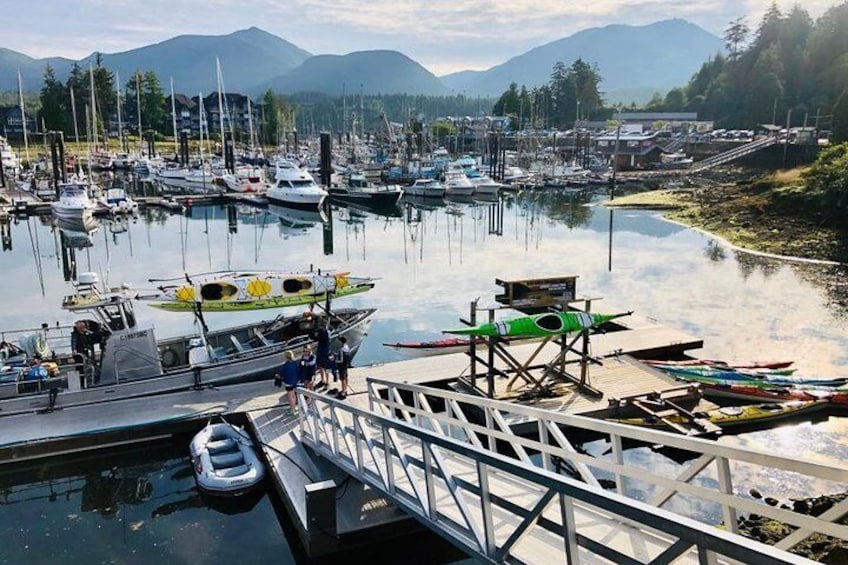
[{"left": 161, "top": 347, "right": 181, "bottom": 368}]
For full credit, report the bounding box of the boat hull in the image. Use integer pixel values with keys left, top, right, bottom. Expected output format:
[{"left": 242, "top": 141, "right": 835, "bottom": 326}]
[{"left": 0, "top": 308, "right": 376, "bottom": 416}]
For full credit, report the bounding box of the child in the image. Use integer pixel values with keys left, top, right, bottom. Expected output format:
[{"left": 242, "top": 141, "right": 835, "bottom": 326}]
[
  {"left": 275, "top": 350, "right": 300, "bottom": 415},
  {"left": 336, "top": 337, "right": 351, "bottom": 400},
  {"left": 299, "top": 345, "right": 317, "bottom": 390}
]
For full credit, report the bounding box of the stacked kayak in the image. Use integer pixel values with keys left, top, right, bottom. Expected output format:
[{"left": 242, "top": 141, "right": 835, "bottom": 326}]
[
  {"left": 614, "top": 400, "right": 828, "bottom": 430},
  {"left": 444, "top": 311, "right": 632, "bottom": 338},
  {"left": 140, "top": 269, "right": 377, "bottom": 312}
]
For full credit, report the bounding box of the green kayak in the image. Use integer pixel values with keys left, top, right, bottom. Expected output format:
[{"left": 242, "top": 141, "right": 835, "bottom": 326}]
[{"left": 443, "top": 311, "right": 631, "bottom": 338}]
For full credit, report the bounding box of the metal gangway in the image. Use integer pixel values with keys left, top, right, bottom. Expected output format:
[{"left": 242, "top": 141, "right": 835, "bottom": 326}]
[
  {"left": 688, "top": 137, "right": 779, "bottom": 173},
  {"left": 296, "top": 377, "right": 847, "bottom": 563}
]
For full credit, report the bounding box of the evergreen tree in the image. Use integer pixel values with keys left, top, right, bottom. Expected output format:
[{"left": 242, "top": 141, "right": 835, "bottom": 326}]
[
  {"left": 832, "top": 89, "right": 848, "bottom": 143},
  {"left": 724, "top": 17, "right": 750, "bottom": 61},
  {"left": 39, "top": 65, "right": 68, "bottom": 133},
  {"left": 141, "top": 70, "right": 166, "bottom": 132}
]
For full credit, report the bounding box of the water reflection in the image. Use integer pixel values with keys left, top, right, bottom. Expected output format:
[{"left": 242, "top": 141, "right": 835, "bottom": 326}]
[{"left": 0, "top": 438, "right": 290, "bottom": 564}]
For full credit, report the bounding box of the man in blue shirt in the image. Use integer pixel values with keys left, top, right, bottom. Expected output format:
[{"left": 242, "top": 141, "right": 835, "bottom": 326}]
[{"left": 275, "top": 350, "right": 300, "bottom": 415}]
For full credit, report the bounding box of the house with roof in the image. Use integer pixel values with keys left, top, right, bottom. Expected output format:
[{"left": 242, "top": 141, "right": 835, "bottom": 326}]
[
  {"left": 0, "top": 105, "right": 37, "bottom": 140},
  {"left": 594, "top": 127, "right": 663, "bottom": 170}
]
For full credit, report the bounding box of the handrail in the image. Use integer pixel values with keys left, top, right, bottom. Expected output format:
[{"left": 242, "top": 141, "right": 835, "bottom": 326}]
[
  {"left": 365, "top": 377, "right": 848, "bottom": 550},
  {"left": 297, "top": 388, "right": 813, "bottom": 564}
]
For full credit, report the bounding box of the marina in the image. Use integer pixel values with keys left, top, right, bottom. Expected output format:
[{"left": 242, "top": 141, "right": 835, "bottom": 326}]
[{"left": 0, "top": 175, "right": 847, "bottom": 562}]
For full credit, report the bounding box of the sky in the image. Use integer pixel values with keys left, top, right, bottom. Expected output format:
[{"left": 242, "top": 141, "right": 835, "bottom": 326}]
[{"left": 1, "top": 0, "right": 837, "bottom": 76}]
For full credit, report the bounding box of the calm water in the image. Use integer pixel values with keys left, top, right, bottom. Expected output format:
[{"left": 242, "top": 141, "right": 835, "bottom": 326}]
[{"left": 1, "top": 181, "right": 847, "bottom": 562}]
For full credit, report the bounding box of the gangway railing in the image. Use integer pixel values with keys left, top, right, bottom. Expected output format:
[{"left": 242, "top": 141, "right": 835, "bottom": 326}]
[
  {"left": 365, "top": 377, "right": 848, "bottom": 554},
  {"left": 689, "top": 137, "right": 778, "bottom": 173},
  {"left": 297, "top": 388, "right": 815, "bottom": 564}
]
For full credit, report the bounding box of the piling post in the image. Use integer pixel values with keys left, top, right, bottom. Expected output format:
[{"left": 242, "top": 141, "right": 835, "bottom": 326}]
[
  {"left": 304, "top": 480, "right": 338, "bottom": 555},
  {"left": 319, "top": 132, "right": 332, "bottom": 187}
]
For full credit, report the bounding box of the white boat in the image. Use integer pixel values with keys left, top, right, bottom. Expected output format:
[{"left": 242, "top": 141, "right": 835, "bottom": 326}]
[
  {"left": 443, "top": 166, "right": 475, "bottom": 196},
  {"left": 0, "top": 272, "right": 377, "bottom": 416},
  {"left": 89, "top": 150, "right": 114, "bottom": 171},
  {"left": 190, "top": 420, "right": 265, "bottom": 496},
  {"left": 56, "top": 215, "right": 100, "bottom": 249},
  {"left": 502, "top": 166, "right": 530, "bottom": 184},
  {"left": 405, "top": 178, "right": 446, "bottom": 198},
  {"left": 470, "top": 174, "right": 503, "bottom": 196},
  {"left": 100, "top": 187, "right": 139, "bottom": 214},
  {"left": 222, "top": 165, "right": 267, "bottom": 193},
  {"left": 50, "top": 182, "right": 97, "bottom": 219},
  {"left": 266, "top": 159, "right": 327, "bottom": 208},
  {"left": 112, "top": 153, "right": 136, "bottom": 170}
]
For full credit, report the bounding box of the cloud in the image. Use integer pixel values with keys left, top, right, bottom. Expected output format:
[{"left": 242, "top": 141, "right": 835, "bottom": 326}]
[{"left": 1, "top": 0, "right": 839, "bottom": 73}]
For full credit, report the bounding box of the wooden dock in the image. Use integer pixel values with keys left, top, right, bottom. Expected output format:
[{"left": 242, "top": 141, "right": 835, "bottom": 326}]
[{"left": 0, "top": 313, "right": 716, "bottom": 558}]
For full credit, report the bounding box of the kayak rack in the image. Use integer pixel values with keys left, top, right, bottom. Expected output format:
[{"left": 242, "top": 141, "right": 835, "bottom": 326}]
[{"left": 458, "top": 296, "right": 605, "bottom": 400}]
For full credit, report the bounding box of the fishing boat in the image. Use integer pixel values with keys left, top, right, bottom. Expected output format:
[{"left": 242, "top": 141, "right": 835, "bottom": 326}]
[
  {"left": 442, "top": 166, "right": 475, "bottom": 197},
  {"left": 444, "top": 311, "right": 631, "bottom": 338},
  {"left": 141, "top": 269, "right": 377, "bottom": 312},
  {"left": 99, "top": 187, "right": 139, "bottom": 215},
  {"left": 189, "top": 420, "right": 265, "bottom": 496},
  {"left": 0, "top": 272, "right": 376, "bottom": 417},
  {"left": 382, "top": 337, "right": 485, "bottom": 358},
  {"left": 328, "top": 173, "right": 403, "bottom": 209},
  {"left": 613, "top": 400, "right": 827, "bottom": 431}
]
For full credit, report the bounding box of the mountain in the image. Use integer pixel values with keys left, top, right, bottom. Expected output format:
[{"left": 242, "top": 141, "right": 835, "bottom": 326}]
[
  {"left": 257, "top": 50, "right": 450, "bottom": 96},
  {"left": 0, "top": 49, "right": 76, "bottom": 91},
  {"left": 441, "top": 19, "right": 724, "bottom": 104},
  {"left": 1, "top": 27, "right": 310, "bottom": 95}
]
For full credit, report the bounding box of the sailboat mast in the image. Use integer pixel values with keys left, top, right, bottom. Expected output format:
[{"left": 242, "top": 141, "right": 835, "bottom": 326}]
[
  {"left": 70, "top": 87, "right": 80, "bottom": 144},
  {"left": 17, "top": 70, "right": 30, "bottom": 166},
  {"left": 247, "top": 97, "right": 255, "bottom": 149},
  {"left": 89, "top": 65, "right": 98, "bottom": 149},
  {"left": 115, "top": 72, "right": 123, "bottom": 152},
  {"left": 136, "top": 72, "right": 143, "bottom": 151},
  {"left": 216, "top": 58, "right": 226, "bottom": 146},
  {"left": 170, "top": 77, "right": 178, "bottom": 154}
]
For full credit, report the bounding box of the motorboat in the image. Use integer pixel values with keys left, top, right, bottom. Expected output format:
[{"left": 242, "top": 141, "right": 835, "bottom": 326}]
[
  {"left": 328, "top": 173, "right": 402, "bottom": 210},
  {"left": 442, "top": 166, "right": 475, "bottom": 197},
  {"left": 112, "top": 153, "right": 136, "bottom": 170},
  {"left": 190, "top": 420, "right": 265, "bottom": 496},
  {"left": 405, "top": 178, "right": 446, "bottom": 198},
  {"left": 100, "top": 187, "right": 139, "bottom": 215},
  {"left": 0, "top": 272, "right": 377, "bottom": 416},
  {"left": 50, "top": 182, "right": 97, "bottom": 220},
  {"left": 158, "top": 196, "right": 186, "bottom": 213},
  {"left": 221, "top": 165, "right": 267, "bottom": 193},
  {"left": 470, "top": 174, "right": 503, "bottom": 197},
  {"left": 266, "top": 159, "right": 327, "bottom": 208}
]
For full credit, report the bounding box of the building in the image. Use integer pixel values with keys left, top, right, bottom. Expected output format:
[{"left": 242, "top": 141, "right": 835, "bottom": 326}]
[
  {"left": 164, "top": 92, "right": 263, "bottom": 142},
  {"left": 0, "top": 106, "right": 37, "bottom": 140},
  {"left": 612, "top": 112, "right": 713, "bottom": 134},
  {"left": 594, "top": 129, "right": 662, "bottom": 170}
]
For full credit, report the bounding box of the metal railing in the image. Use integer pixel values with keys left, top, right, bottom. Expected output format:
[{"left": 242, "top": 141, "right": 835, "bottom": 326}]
[
  {"left": 365, "top": 377, "right": 848, "bottom": 554},
  {"left": 297, "top": 387, "right": 815, "bottom": 564},
  {"left": 689, "top": 137, "right": 778, "bottom": 173}
]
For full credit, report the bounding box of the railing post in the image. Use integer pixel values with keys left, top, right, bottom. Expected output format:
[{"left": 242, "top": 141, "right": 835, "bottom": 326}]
[
  {"left": 354, "top": 416, "right": 364, "bottom": 472},
  {"left": 538, "top": 419, "right": 551, "bottom": 471},
  {"left": 477, "top": 461, "right": 496, "bottom": 557},
  {"left": 559, "top": 493, "right": 579, "bottom": 564},
  {"left": 611, "top": 434, "right": 625, "bottom": 496},
  {"left": 423, "top": 439, "right": 437, "bottom": 520},
  {"left": 383, "top": 426, "right": 395, "bottom": 494},
  {"left": 716, "top": 456, "right": 738, "bottom": 535}
]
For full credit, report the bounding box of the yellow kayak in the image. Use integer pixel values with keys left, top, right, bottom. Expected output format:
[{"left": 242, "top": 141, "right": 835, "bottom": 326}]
[{"left": 614, "top": 400, "right": 826, "bottom": 430}]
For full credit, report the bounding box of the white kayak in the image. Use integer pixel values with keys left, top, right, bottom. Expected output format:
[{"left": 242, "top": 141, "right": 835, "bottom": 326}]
[
  {"left": 141, "top": 269, "right": 377, "bottom": 312},
  {"left": 189, "top": 421, "right": 265, "bottom": 496}
]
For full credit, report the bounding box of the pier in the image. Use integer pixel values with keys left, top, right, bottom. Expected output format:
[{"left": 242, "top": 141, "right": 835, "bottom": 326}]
[{"left": 0, "top": 319, "right": 845, "bottom": 562}]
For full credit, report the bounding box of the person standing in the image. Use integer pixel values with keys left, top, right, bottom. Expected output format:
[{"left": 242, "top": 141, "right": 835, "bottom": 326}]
[
  {"left": 336, "top": 336, "right": 351, "bottom": 400},
  {"left": 276, "top": 350, "right": 300, "bottom": 415},
  {"left": 312, "top": 321, "right": 331, "bottom": 388},
  {"left": 298, "top": 345, "right": 317, "bottom": 390}
]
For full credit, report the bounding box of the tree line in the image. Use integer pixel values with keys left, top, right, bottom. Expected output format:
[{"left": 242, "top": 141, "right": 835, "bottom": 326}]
[{"left": 642, "top": 0, "right": 848, "bottom": 140}]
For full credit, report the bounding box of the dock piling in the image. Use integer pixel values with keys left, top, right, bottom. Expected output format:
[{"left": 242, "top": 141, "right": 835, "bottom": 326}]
[{"left": 304, "top": 479, "right": 338, "bottom": 555}]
